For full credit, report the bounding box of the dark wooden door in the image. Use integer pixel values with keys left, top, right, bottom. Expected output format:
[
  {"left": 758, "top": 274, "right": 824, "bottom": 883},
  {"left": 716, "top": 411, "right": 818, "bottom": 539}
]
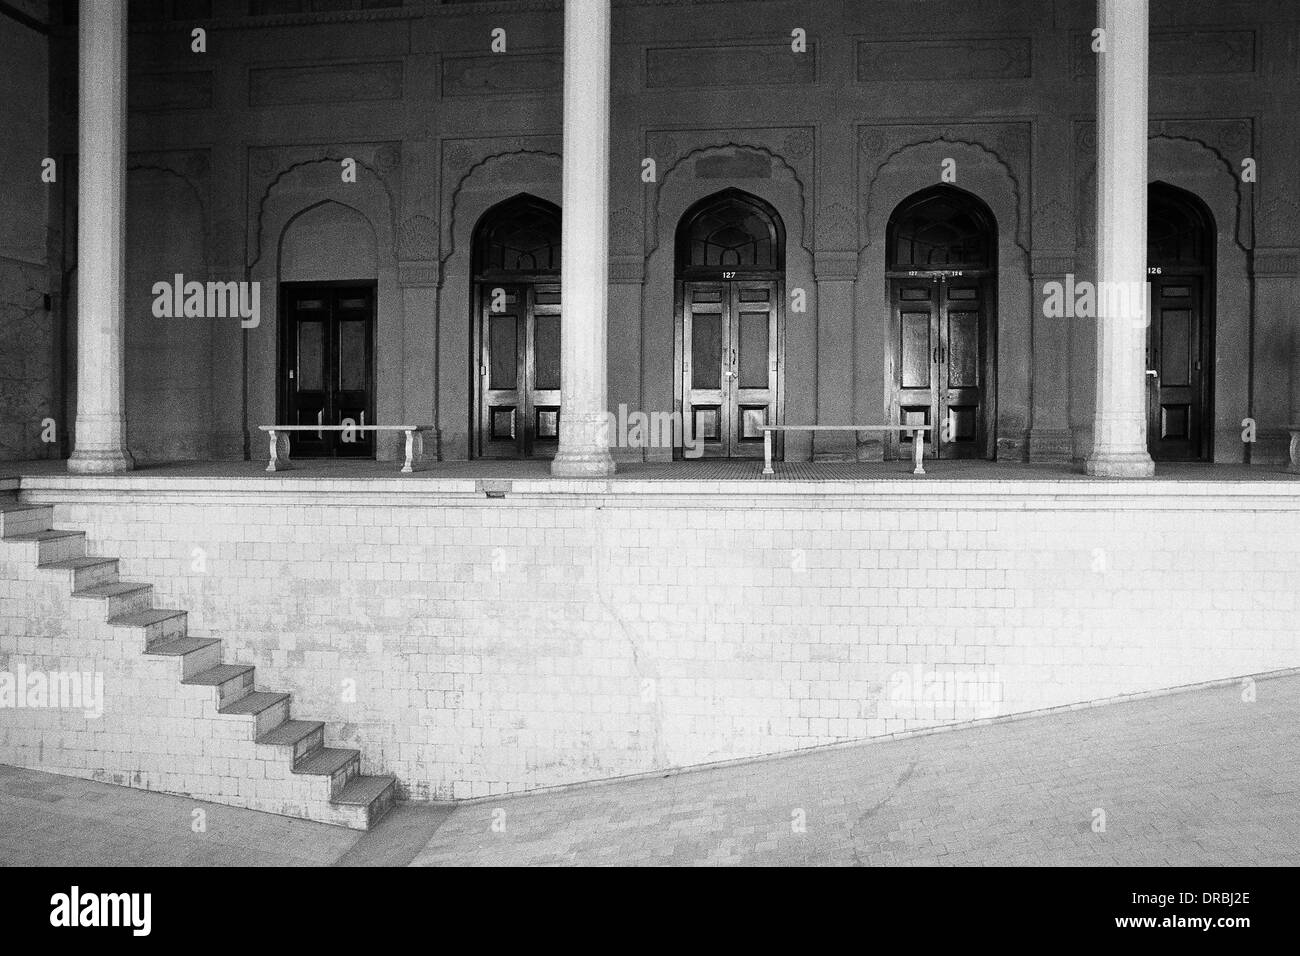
[
  {"left": 888, "top": 275, "right": 989, "bottom": 460},
  {"left": 1147, "top": 275, "right": 1206, "bottom": 461},
  {"left": 281, "top": 284, "right": 374, "bottom": 459},
  {"left": 682, "top": 280, "right": 778, "bottom": 458},
  {"left": 476, "top": 282, "right": 562, "bottom": 459}
]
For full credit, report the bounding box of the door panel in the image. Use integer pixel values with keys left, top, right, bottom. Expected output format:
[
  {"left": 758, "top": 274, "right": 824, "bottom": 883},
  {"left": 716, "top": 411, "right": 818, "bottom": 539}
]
[
  {"left": 681, "top": 280, "right": 778, "bottom": 458},
  {"left": 731, "top": 281, "right": 777, "bottom": 457},
  {"left": 282, "top": 285, "right": 374, "bottom": 459},
  {"left": 1147, "top": 276, "right": 1204, "bottom": 460},
  {"left": 683, "top": 283, "right": 729, "bottom": 458},
  {"left": 476, "top": 282, "right": 562, "bottom": 458},
  {"left": 888, "top": 276, "right": 990, "bottom": 460},
  {"left": 891, "top": 280, "right": 938, "bottom": 460},
  {"left": 528, "top": 283, "right": 562, "bottom": 455},
  {"left": 941, "top": 280, "right": 985, "bottom": 459},
  {"left": 291, "top": 308, "right": 328, "bottom": 458},
  {"left": 481, "top": 284, "right": 524, "bottom": 458}
]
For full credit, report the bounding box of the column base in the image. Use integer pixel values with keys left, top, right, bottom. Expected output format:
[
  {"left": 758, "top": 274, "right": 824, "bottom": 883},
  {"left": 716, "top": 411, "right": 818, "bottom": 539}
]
[
  {"left": 67, "top": 449, "right": 135, "bottom": 474},
  {"left": 1084, "top": 449, "right": 1155, "bottom": 478},
  {"left": 550, "top": 450, "right": 616, "bottom": 478}
]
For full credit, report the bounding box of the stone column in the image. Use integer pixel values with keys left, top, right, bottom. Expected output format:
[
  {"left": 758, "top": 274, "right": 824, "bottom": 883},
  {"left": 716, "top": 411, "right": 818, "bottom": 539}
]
[
  {"left": 1085, "top": 0, "right": 1154, "bottom": 478},
  {"left": 552, "top": 0, "right": 616, "bottom": 477},
  {"left": 68, "top": 0, "right": 133, "bottom": 474}
]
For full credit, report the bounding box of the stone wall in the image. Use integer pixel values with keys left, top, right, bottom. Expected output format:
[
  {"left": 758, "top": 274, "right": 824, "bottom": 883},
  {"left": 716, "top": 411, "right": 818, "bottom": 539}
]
[
  {"left": 3, "top": 477, "right": 1297, "bottom": 800},
  {"left": 0, "top": 7, "right": 55, "bottom": 462}
]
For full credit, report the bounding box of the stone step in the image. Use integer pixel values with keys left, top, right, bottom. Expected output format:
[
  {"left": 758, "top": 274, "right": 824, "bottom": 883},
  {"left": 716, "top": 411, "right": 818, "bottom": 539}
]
[
  {"left": 109, "top": 608, "right": 188, "bottom": 648},
  {"left": 257, "top": 718, "right": 326, "bottom": 763},
  {"left": 71, "top": 580, "right": 154, "bottom": 619},
  {"left": 183, "top": 663, "right": 256, "bottom": 709},
  {"left": 293, "top": 746, "right": 360, "bottom": 799},
  {"left": 38, "top": 556, "right": 120, "bottom": 591},
  {"left": 9, "top": 507, "right": 397, "bottom": 831},
  {"left": 3, "top": 529, "right": 86, "bottom": 563},
  {"left": 219, "top": 690, "right": 291, "bottom": 738},
  {"left": 144, "top": 635, "right": 222, "bottom": 680},
  {"left": 332, "top": 774, "right": 398, "bottom": 831},
  {"left": 0, "top": 503, "right": 54, "bottom": 537}
]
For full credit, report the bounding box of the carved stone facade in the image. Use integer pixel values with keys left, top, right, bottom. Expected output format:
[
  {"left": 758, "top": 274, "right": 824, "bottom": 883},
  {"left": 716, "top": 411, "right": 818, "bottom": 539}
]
[{"left": 10, "top": 0, "right": 1299, "bottom": 467}]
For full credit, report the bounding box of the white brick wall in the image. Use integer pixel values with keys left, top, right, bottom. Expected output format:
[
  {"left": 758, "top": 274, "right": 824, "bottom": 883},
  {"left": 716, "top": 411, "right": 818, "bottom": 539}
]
[{"left": 4, "top": 479, "right": 1299, "bottom": 801}]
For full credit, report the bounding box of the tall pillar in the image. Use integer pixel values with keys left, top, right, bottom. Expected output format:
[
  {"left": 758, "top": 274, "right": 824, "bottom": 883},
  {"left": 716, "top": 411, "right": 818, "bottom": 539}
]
[
  {"left": 68, "top": 0, "right": 133, "bottom": 474},
  {"left": 1086, "top": 0, "right": 1154, "bottom": 478},
  {"left": 552, "top": 0, "right": 616, "bottom": 477}
]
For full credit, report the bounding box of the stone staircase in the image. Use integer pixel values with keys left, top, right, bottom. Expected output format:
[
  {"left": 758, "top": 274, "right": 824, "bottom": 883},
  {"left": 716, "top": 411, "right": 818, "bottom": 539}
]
[{"left": 0, "top": 495, "right": 396, "bottom": 830}]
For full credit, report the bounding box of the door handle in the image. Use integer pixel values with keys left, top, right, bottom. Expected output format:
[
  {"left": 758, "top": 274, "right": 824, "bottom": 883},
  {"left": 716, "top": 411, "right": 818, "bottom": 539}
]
[
  {"left": 360, "top": 410, "right": 366, "bottom": 430},
  {"left": 317, "top": 409, "right": 323, "bottom": 440},
  {"left": 1146, "top": 369, "right": 1159, "bottom": 378}
]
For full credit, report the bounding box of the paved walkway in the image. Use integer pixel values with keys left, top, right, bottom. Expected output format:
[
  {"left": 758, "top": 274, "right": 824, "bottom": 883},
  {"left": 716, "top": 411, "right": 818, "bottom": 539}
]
[
  {"left": 3, "top": 673, "right": 1298, "bottom": 866},
  {"left": 410, "top": 672, "right": 1300, "bottom": 866}
]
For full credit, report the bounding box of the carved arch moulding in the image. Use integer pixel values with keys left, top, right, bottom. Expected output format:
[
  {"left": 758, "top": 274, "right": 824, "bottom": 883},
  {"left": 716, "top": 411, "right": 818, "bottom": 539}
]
[
  {"left": 247, "top": 142, "right": 401, "bottom": 271},
  {"left": 1071, "top": 117, "right": 1255, "bottom": 252},
  {"left": 857, "top": 122, "right": 1032, "bottom": 255},
  {"left": 440, "top": 136, "right": 562, "bottom": 272},
  {"left": 643, "top": 128, "right": 815, "bottom": 261}
]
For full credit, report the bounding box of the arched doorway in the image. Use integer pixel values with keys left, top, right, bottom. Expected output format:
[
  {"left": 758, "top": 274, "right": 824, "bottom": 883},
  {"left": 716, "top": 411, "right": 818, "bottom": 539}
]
[
  {"left": 885, "top": 185, "right": 997, "bottom": 461},
  {"left": 471, "top": 194, "right": 562, "bottom": 459},
  {"left": 1147, "top": 183, "right": 1215, "bottom": 461},
  {"left": 674, "top": 189, "right": 784, "bottom": 460},
  {"left": 277, "top": 202, "right": 378, "bottom": 460}
]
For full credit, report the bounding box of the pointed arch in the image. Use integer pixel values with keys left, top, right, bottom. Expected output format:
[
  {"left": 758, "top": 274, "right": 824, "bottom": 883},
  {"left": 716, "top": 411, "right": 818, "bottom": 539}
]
[
  {"left": 674, "top": 188, "right": 786, "bottom": 275},
  {"left": 886, "top": 184, "right": 997, "bottom": 273},
  {"left": 472, "top": 193, "right": 561, "bottom": 278}
]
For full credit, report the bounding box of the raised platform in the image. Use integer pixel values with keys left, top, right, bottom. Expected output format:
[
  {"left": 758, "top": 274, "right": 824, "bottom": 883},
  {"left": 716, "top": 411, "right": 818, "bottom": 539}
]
[
  {"left": 5, "top": 457, "right": 1298, "bottom": 508},
  {"left": 3, "top": 455, "right": 1298, "bottom": 803}
]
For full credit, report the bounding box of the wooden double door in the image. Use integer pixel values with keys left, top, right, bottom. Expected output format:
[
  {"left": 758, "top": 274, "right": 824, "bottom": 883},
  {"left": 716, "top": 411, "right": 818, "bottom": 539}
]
[
  {"left": 475, "top": 282, "right": 562, "bottom": 459},
  {"left": 280, "top": 283, "right": 375, "bottom": 458},
  {"left": 1147, "top": 274, "right": 1210, "bottom": 461},
  {"left": 680, "top": 279, "right": 780, "bottom": 459},
  {"left": 888, "top": 274, "right": 993, "bottom": 460}
]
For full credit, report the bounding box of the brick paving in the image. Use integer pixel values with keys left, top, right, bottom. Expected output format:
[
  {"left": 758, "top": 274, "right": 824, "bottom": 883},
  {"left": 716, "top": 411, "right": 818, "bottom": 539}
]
[
  {"left": 409, "top": 672, "right": 1300, "bottom": 866},
  {"left": 0, "top": 765, "right": 362, "bottom": 866},
  {"left": 2, "top": 673, "right": 1297, "bottom": 866}
]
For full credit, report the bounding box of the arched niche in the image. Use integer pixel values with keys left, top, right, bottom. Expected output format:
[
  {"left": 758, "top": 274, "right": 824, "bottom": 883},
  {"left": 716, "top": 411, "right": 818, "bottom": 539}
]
[
  {"left": 1072, "top": 136, "right": 1249, "bottom": 462},
  {"left": 859, "top": 140, "right": 1030, "bottom": 459},
  {"left": 438, "top": 151, "right": 561, "bottom": 461},
  {"left": 247, "top": 159, "right": 400, "bottom": 461},
  {"left": 468, "top": 193, "right": 564, "bottom": 460},
  {"left": 645, "top": 145, "right": 813, "bottom": 462},
  {"left": 280, "top": 201, "right": 377, "bottom": 283}
]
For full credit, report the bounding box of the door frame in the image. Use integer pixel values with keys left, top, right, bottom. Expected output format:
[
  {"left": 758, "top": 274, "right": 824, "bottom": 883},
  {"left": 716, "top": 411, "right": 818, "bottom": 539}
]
[
  {"left": 673, "top": 272, "right": 786, "bottom": 461},
  {"left": 277, "top": 279, "right": 377, "bottom": 459},
  {"left": 1146, "top": 184, "right": 1216, "bottom": 463},
  {"left": 471, "top": 275, "right": 562, "bottom": 459},
  {"left": 884, "top": 268, "right": 998, "bottom": 461}
]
